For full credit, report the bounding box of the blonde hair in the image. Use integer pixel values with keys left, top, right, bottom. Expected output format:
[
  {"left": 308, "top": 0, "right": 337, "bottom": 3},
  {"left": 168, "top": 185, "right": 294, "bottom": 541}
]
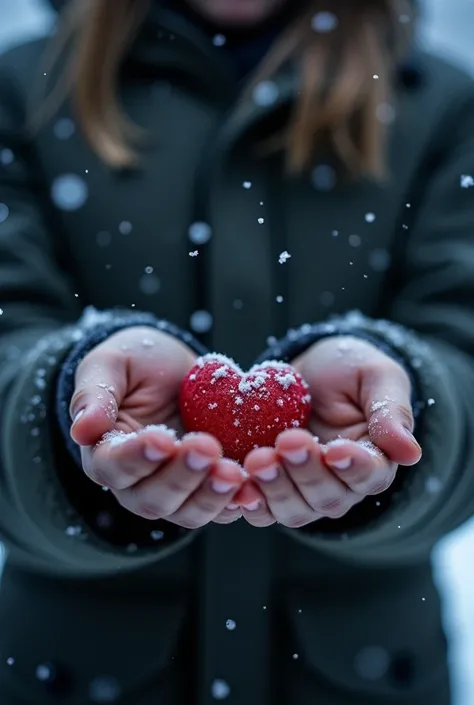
[{"left": 37, "top": 0, "right": 411, "bottom": 177}]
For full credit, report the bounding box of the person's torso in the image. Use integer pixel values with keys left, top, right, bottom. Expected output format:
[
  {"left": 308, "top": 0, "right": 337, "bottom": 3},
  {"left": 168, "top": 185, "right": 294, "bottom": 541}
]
[{"left": 0, "top": 21, "right": 460, "bottom": 704}]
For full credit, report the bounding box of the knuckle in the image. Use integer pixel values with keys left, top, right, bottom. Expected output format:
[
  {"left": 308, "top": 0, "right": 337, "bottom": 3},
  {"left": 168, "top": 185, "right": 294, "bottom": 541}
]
[
  {"left": 87, "top": 465, "right": 113, "bottom": 488},
  {"left": 166, "top": 477, "right": 194, "bottom": 496},
  {"left": 270, "top": 490, "right": 290, "bottom": 504},
  {"left": 251, "top": 517, "right": 275, "bottom": 527},
  {"left": 397, "top": 404, "right": 414, "bottom": 431},
  {"left": 293, "top": 475, "right": 323, "bottom": 491},
  {"left": 135, "top": 502, "right": 165, "bottom": 520},
  {"left": 326, "top": 507, "right": 350, "bottom": 519},
  {"left": 319, "top": 496, "right": 346, "bottom": 517},
  {"left": 368, "top": 473, "right": 395, "bottom": 495},
  {"left": 285, "top": 514, "right": 312, "bottom": 528},
  {"left": 214, "top": 514, "right": 240, "bottom": 525},
  {"left": 174, "top": 516, "right": 202, "bottom": 530},
  {"left": 347, "top": 469, "right": 372, "bottom": 491},
  {"left": 194, "top": 495, "right": 222, "bottom": 515}
]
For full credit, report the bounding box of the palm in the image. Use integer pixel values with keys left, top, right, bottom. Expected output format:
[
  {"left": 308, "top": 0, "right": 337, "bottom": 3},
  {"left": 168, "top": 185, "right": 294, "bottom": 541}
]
[
  {"left": 293, "top": 341, "right": 370, "bottom": 443},
  {"left": 115, "top": 365, "right": 183, "bottom": 435},
  {"left": 98, "top": 328, "right": 195, "bottom": 437},
  {"left": 307, "top": 386, "right": 369, "bottom": 443}
]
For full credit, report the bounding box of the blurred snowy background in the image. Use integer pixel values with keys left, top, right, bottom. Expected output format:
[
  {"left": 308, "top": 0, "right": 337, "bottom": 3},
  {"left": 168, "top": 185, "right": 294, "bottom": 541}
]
[{"left": 0, "top": 0, "right": 473, "bottom": 703}]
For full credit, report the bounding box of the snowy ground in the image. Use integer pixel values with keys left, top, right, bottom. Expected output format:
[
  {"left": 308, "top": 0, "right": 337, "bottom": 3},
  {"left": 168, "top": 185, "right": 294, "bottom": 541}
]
[{"left": 0, "top": 1, "right": 474, "bottom": 703}]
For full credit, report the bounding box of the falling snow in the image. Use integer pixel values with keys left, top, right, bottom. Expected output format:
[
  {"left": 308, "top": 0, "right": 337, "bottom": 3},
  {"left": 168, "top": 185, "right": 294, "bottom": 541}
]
[
  {"left": 211, "top": 679, "right": 231, "bottom": 700},
  {"left": 189, "top": 221, "right": 212, "bottom": 244},
  {"left": 0, "top": 203, "right": 9, "bottom": 223},
  {"left": 252, "top": 80, "right": 279, "bottom": 106},
  {"left": 0, "top": 147, "right": 14, "bottom": 165},
  {"left": 460, "top": 174, "right": 474, "bottom": 188},
  {"left": 119, "top": 221, "right": 132, "bottom": 234},
  {"left": 51, "top": 174, "right": 88, "bottom": 211},
  {"left": 311, "top": 11, "right": 338, "bottom": 32},
  {"left": 312, "top": 164, "right": 336, "bottom": 190}
]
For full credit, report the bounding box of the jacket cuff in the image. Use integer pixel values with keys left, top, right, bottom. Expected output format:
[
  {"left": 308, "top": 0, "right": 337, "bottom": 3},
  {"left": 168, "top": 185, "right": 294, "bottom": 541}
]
[
  {"left": 56, "top": 306, "right": 208, "bottom": 467},
  {"left": 255, "top": 311, "right": 425, "bottom": 539}
]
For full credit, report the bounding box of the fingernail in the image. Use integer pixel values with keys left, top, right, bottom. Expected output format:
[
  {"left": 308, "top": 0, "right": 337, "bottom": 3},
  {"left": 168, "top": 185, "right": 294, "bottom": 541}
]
[
  {"left": 243, "top": 500, "right": 261, "bottom": 511},
  {"left": 280, "top": 448, "right": 309, "bottom": 466},
  {"left": 226, "top": 503, "right": 239, "bottom": 510},
  {"left": 73, "top": 409, "right": 85, "bottom": 425},
  {"left": 186, "top": 450, "right": 213, "bottom": 472},
  {"left": 329, "top": 457, "right": 352, "bottom": 470},
  {"left": 254, "top": 464, "right": 279, "bottom": 481},
  {"left": 211, "top": 479, "right": 237, "bottom": 494},
  {"left": 144, "top": 445, "right": 168, "bottom": 462}
]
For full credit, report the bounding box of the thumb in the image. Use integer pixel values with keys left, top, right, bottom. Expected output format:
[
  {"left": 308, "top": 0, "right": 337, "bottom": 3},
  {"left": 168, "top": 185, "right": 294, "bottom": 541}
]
[
  {"left": 362, "top": 361, "right": 422, "bottom": 466},
  {"left": 69, "top": 348, "right": 127, "bottom": 446}
]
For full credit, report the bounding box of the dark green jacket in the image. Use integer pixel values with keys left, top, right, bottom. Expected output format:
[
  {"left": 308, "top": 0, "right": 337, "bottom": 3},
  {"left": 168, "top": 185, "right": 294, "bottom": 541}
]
[{"left": 1, "top": 6, "right": 474, "bottom": 705}]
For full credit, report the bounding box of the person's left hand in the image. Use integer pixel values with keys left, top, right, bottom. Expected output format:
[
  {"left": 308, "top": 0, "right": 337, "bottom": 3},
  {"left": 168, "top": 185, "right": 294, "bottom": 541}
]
[{"left": 232, "top": 335, "right": 423, "bottom": 528}]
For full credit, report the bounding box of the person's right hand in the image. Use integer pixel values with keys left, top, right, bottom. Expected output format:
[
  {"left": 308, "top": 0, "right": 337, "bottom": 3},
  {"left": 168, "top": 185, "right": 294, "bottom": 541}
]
[{"left": 69, "top": 326, "right": 244, "bottom": 529}]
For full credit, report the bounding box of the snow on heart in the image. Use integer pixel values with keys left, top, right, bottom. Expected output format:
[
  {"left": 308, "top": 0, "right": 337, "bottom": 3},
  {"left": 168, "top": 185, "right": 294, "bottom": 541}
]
[{"left": 179, "top": 353, "right": 311, "bottom": 463}]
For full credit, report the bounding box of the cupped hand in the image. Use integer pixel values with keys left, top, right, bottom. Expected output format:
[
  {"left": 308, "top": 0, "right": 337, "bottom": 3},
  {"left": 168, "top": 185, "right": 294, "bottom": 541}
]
[
  {"left": 233, "top": 336, "right": 422, "bottom": 527},
  {"left": 70, "top": 327, "right": 244, "bottom": 528}
]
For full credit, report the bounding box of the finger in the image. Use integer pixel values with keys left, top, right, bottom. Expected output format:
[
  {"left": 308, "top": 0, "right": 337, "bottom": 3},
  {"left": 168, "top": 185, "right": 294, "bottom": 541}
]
[
  {"left": 361, "top": 361, "right": 422, "bottom": 465},
  {"left": 213, "top": 505, "right": 243, "bottom": 525},
  {"left": 114, "top": 433, "right": 223, "bottom": 519},
  {"left": 275, "top": 429, "right": 358, "bottom": 518},
  {"left": 244, "top": 446, "right": 317, "bottom": 528},
  {"left": 235, "top": 480, "right": 276, "bottom": 527},
  {"left": 70, "top": 348, "right": 127, "bottom": 446},
  {"left": 323, "top": 438, "right": 398, "bottom": 496},
  {"left": 168, "top": 459, "right": 244, "bottom": 529},
  {"left": 84, "top": 425, "right": 179, "bottom": 489}
]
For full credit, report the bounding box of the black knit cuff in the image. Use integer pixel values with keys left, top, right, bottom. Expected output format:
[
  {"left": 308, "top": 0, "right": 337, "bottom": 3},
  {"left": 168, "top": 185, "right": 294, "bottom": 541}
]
[{"left": 56, "top": 307, "right": 209, "bottom": 467}]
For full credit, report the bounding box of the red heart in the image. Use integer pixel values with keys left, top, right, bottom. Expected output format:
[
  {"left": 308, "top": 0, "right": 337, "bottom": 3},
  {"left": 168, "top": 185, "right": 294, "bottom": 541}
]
[{"left": 179, "top": 354, "right": 311, "bottom": 463}]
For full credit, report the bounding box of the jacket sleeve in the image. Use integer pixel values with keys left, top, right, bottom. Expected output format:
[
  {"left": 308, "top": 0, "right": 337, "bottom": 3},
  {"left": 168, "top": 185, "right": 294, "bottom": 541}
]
[
  {"left": 0, "top": 69, "right": 199, "bottom": 577},
  {"left": 256, "top": 84, "right": 474, "bottom": 567}
]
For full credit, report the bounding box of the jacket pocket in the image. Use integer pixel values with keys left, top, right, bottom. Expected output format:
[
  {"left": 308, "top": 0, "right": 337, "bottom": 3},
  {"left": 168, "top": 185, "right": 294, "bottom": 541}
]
[
  {"left": 0, "top": 563, "right": 189, "bottom": 704},
  {"left": 281, "top": 569, "right": 451, "bottom": 704}
]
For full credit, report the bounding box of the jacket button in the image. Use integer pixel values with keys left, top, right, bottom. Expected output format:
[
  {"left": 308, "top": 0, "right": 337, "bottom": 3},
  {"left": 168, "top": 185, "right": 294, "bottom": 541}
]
[{"left": 89, "top": 675, "right": 122, "bottom": 702}]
